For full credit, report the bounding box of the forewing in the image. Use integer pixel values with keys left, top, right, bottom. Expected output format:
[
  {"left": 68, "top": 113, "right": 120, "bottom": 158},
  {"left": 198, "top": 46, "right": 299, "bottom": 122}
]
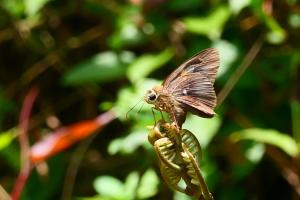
[
  {"left": 163, "top": 48, "right": 219, "bottom": 87},
  {"left": 169, "top": 73, "right": 217, "bottom": 117}
]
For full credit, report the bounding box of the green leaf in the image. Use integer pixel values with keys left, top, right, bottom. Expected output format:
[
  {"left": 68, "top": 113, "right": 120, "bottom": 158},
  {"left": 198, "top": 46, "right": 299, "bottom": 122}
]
[
  {"left": 94, "top": 176, "right": 125, "bottom": 198},
  {"left": 1, "top": 0, "right": 25, "bottom": 18},
  {"left": 108, "top": 5, "right": 144, "bottom": 49},
  {"left": 265, "top": 15, "right": 286, "bottom": 44},
  {"left": 174, "top": 191, "right": 193, "bottom": 200},
  {"left": 229, "top": 0, "right": 250, "bottom": 14},
  {"left": 183, "top": 6, "right": 231, "bottom": 40},
  {"left": 291, "top": 100, "right": 300, "bottom": 142},
  {"left": 113, "top": 79, "right": 161, "bottom": 120},
  {"left": 109, "top": 23, "right": 144, "bottom": 49},
  {"left": 289, "top": 13, "right": 300, "bottom": 28},
  {"left": 94, "top": 173, "right": 141, "bottom": 200},
  {"left": 127, "top": 49, "right": 174, "bottom": 83},
  {"left": 212, "top": 40, "right": 238, "bottom": 77},
  {"left": 62, "top": 51, "right": 135, "bottom": 86},
  {"left": 183, "top": 115, "right": 221, "bottom": 148},
  {"left": 0, "top": 128, "right": 17, "bottom": 151},
  {"left": 230, "top": 128, "right": 299, "bottom": 157},
  {"left": 124, "top": 172, "right": 139, "bottom": 200},
  {"left": 250, "top": 0, "right": 286, "bottom": 44},
  {"left": 137, "top": 169, "right": 159, "bottom": 199},
  {"left": 244, "top": 142, "right": 265, "bottom": 163},
  {"left": 24, "top": 0, "right": 50, "bottom": 16},
  {"left": 108, "top": 130, "right": 148, "bottom": 155}
]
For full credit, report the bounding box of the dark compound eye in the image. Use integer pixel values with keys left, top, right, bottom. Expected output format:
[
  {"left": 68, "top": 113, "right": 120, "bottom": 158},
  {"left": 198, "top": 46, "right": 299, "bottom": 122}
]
[{"left": 148, "top": 94, "right": 156, "bottom": 101}]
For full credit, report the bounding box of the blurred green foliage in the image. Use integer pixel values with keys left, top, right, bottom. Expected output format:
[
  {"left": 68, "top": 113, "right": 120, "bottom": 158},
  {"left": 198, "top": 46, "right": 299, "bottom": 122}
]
[{"left": 0, "top": 0, "right": 300, "bottom": 200}]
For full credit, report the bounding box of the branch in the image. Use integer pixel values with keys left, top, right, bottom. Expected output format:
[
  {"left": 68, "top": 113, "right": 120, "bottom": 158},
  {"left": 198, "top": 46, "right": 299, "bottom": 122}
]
[
  {"left": 11, "top": 87, "right": 39, "bottom": 200},
  {"left": 217, "top": 35, "right": 264, "bottom": 106}
]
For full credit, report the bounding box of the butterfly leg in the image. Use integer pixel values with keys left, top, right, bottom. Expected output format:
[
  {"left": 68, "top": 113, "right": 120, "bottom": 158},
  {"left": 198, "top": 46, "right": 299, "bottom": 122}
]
[
  {"left": 159, "top": 110, "right": 166, "bottom": 122},
  {"left": 171, "top": 110, "right": 181, "bottom": 130},
  {"left": 151, "top": 107, "right": 157, "bottom": 126}
]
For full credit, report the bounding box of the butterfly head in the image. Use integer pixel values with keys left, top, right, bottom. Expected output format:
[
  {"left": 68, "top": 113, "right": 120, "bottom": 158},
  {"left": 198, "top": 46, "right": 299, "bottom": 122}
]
[
  {"left": 144, "top": 89, "right": 158, "bottom": 104},
  {"left": 144, "top": 85, "right": 163, "bottom": 104}
]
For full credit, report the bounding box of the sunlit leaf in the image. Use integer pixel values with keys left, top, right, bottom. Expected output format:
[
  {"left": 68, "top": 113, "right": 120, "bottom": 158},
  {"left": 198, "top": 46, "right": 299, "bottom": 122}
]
[
  {"left": 24, "top": 0, "right": 50, "bottom": 16},
  {"left": 183, "top": 115, "right": 221, "bottom": 148},
  {"left": 137, "top": 169, "right": 159, "bottom": 199},
  {"left": 124, "top": 172, "right": 139, "bottom": 199},
  {"left": 245, "top": 142, "right": 265, "bottom": 163},
  {"left": 230, "top": 128, "right": 299, "bottom": 157},
  {"left": 127, "top": 49, "right": 174, "bottom": 83},
  {"left": 229, "top": 0, "right": 250, "bottom": 14},
  {"left": 183, "top": 6, "right": 231, "bottom": 40},
  {"left": 0, "top": 128, "right": 17, "bottom": 151},
  {"left": 265, "top": 16, "right": 286, "bottom": 44},
  {"left": 94, "top": 172, "right": 142, "bottom": 200},
  {"left": 108, "top": 5, "right": 144, "bottom": 49},
  {"left": 94, "top": 176, "right": 125, "bottom": 198},
  {"left": 250, "top": 0, "right": 286, "bottom": 44},
  {"left": 109, "top": 23, "right": 144, "bottom": 49},
  {"left": 212, "top": 40, "right": 238, "bottom": 77},
  {"left": 108, "top": 130, "right": 148, "bottom": 155},
  {"left": 62, "top": 51, "right": 135, "bottom": 86},
  {"left": 1, "top": 0, "right": 25, "bottom": 17},
  {"left": 174, "top": 191, "right": 193, "bottom": 200},
  {"left": 289, "top": 13, "right": 300, "bottom": 28}
]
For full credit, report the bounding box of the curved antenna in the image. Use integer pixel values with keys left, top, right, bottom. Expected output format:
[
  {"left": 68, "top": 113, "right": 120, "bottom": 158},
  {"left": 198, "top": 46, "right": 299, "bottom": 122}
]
[
  {"left": 126, "top": 97, "right": 144, "bottom": 120},
  {"left": 136, "top": 101, "right": 145, "bottom": 116}
]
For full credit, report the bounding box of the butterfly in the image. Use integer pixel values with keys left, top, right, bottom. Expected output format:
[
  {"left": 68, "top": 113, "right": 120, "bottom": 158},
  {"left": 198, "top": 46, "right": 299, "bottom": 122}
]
[{"left": 144, "top": 48, "right": 219, "bottom": 128}]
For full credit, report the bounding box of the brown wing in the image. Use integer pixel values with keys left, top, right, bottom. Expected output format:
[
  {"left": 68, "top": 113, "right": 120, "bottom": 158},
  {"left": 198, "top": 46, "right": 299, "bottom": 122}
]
[
  {"left": 163, "top": 48, "right": 219, "bottom": 88},
  {"left": 169, "top": 73, "right": 217, "bottom": 118}
]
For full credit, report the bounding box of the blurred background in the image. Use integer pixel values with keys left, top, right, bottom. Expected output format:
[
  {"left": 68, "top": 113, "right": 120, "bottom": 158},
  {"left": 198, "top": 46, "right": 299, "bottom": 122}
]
[{"left": 0, "top": 0, "right": 300, "bottom": 200}]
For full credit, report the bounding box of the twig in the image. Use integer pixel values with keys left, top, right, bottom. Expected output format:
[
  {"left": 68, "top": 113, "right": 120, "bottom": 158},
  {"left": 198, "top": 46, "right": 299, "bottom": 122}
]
[
  {"left": 20, "top": 25, "right": 104, "bottom": 85},
  {"left": 60, "top": 110, "right": 117, "bottom": 200},
  {"left": 217, "top": 36, "right": 264, "bottom": 106},
  {"left": 266, "top": 146, "right": 300, "bottom": 197},
  {"left": 11, "top": 87, "right": 39, "bottom": 200},
  {"left": 61, "top": 135, "right": 96, "bottom": 200}
]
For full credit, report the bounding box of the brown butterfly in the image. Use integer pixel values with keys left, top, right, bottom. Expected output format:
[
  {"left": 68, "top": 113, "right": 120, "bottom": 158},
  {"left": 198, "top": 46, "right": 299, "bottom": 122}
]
[{"left": 144, "top": 48, "right": 219, "bottom": 128}]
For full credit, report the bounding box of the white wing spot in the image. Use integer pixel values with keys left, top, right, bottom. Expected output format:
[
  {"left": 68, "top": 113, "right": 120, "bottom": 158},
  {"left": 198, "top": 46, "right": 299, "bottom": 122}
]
[
  {"left": 183, "top": 89, "right": 188, "bottom": 95},
  {"left": 187, "top": 66, "right": 195, "bottom": 73}
]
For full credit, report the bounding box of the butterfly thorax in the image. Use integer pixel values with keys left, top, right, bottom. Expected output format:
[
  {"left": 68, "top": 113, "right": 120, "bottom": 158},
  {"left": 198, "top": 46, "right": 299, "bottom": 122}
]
[
  {"left": 145, "top": 85, "right": 187, "bottom": 128},
  {"left": 149, "top": 86, "right": 172, "bottom": 111}
]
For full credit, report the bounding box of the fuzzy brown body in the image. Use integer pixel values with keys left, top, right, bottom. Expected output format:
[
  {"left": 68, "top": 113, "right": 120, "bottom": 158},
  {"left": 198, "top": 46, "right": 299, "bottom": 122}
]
[{"left": 151, "top": 86, "right": 187, "bottom": 128}]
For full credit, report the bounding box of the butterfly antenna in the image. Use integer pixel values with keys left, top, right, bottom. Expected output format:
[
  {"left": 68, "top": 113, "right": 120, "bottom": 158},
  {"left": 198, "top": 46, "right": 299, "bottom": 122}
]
[
  {"left": 126, "top": 97, "right": 144, "bottom": 120},
  {"left": 135, "top": 102, "right": 145, "bottom": 118}
]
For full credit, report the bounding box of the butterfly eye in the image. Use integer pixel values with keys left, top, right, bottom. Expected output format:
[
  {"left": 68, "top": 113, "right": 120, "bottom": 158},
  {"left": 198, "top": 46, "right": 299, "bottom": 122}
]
[{"left": 148, "top": 94, "right": 157, "bottom": 101}]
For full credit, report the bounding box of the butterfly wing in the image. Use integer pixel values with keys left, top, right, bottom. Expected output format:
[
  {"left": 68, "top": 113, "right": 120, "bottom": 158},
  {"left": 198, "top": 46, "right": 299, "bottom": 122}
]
[
  {"left": 169, "top": 73, "right": 217, "bottom": 118},
  {"left": 163, "top": 48, "right": 219, "bottom": 88}
]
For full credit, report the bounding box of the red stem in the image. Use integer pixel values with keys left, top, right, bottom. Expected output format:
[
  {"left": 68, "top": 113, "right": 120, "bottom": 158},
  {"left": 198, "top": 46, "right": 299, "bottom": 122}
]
[{"left": 11, "top": 87, "right": 39, "bottom": 200}]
